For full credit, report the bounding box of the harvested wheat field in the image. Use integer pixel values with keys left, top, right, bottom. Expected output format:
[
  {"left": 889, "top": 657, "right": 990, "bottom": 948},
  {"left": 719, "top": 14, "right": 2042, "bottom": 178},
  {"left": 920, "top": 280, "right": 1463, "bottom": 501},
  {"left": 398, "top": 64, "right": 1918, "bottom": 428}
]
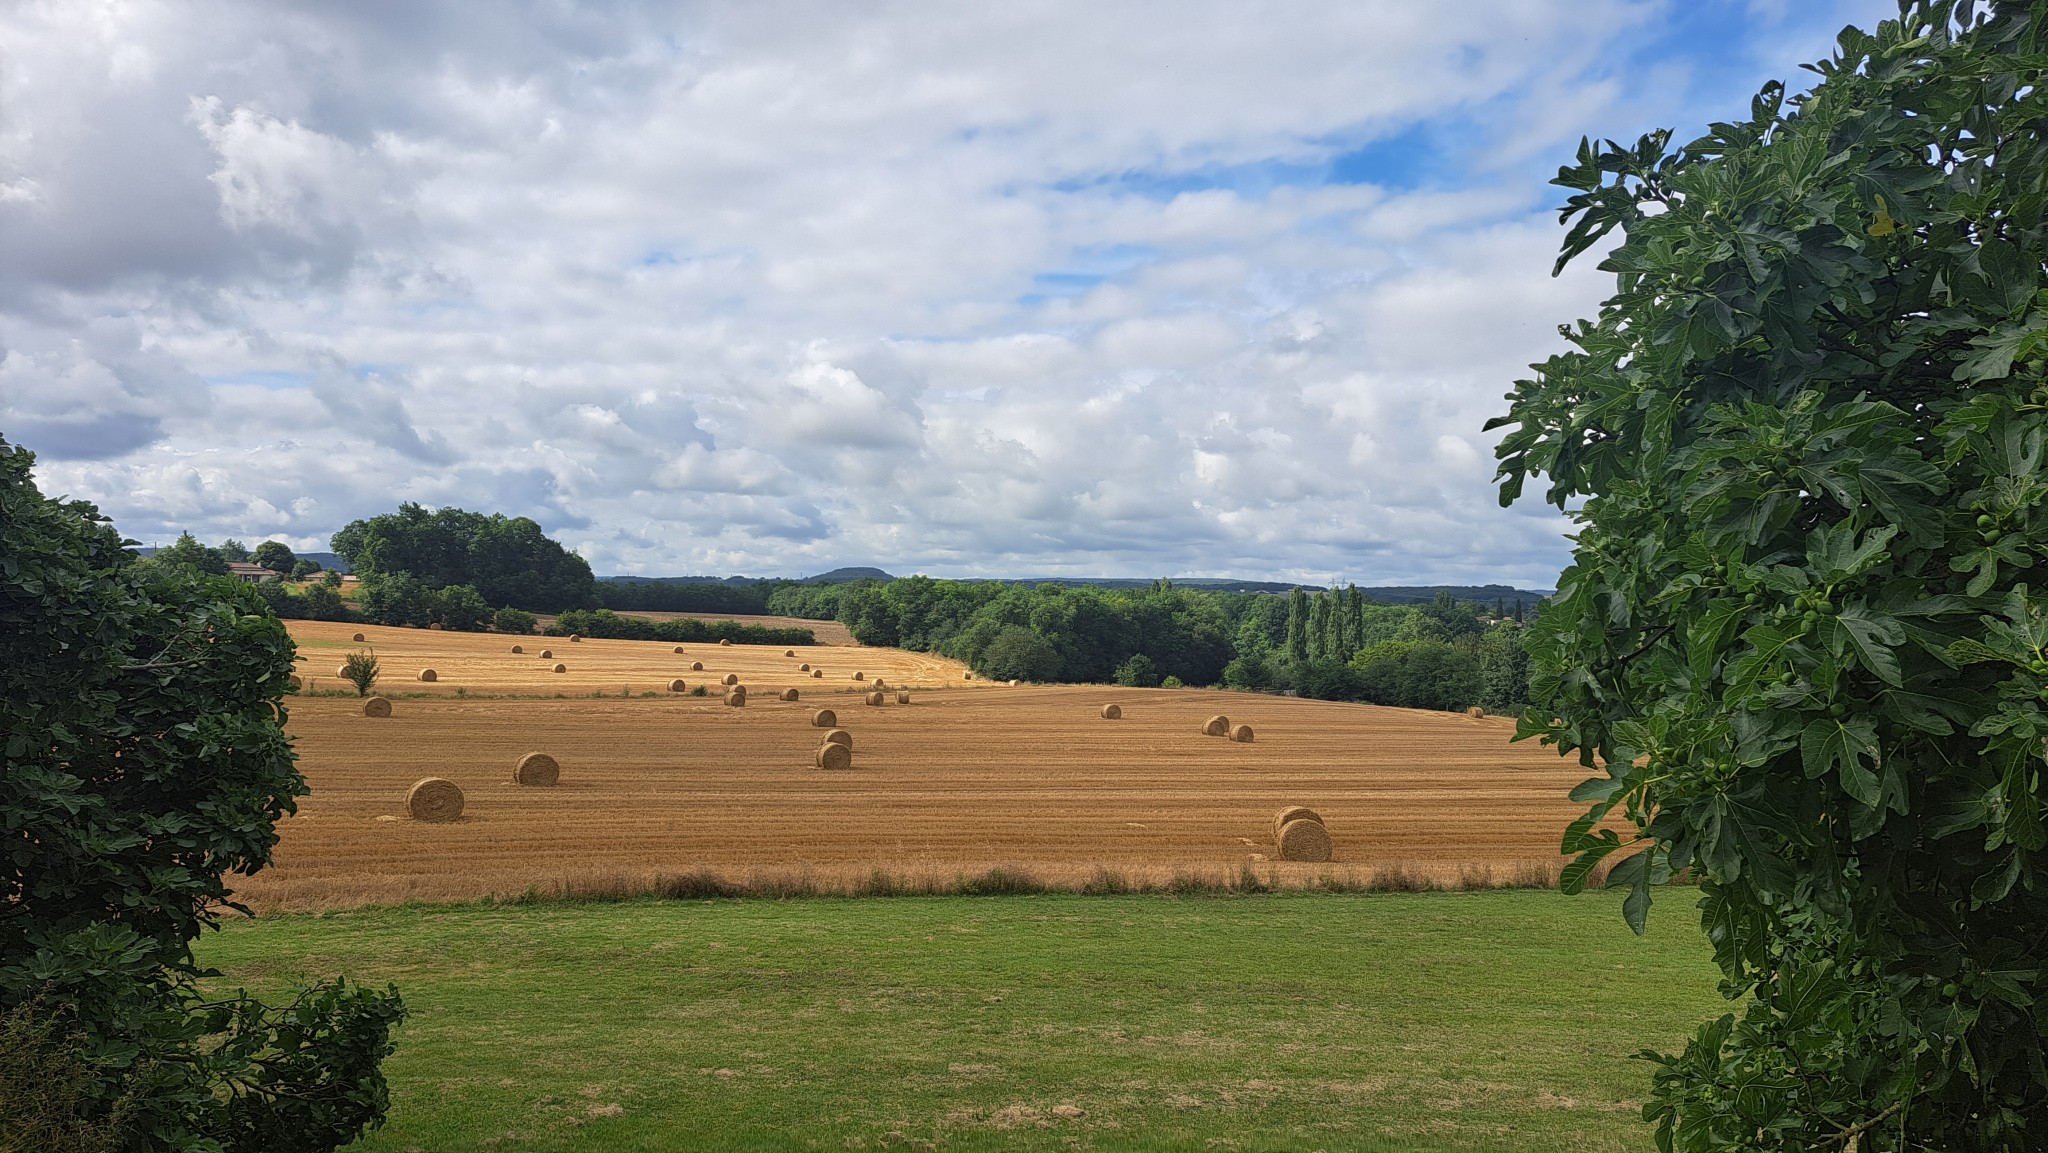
[
  {"left": 246, "top": 625, "right": 1591, "bottom": 909},
  {"left": 285, "top": 620, "right": 964, "bottom": 696}
]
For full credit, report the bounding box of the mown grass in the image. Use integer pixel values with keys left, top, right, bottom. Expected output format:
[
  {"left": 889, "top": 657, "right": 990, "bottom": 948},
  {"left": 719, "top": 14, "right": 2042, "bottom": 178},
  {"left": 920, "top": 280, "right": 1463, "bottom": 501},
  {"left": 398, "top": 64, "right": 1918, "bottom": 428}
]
[{"left": 197, "top": 891, "right": 1723, "bottom": 1152}]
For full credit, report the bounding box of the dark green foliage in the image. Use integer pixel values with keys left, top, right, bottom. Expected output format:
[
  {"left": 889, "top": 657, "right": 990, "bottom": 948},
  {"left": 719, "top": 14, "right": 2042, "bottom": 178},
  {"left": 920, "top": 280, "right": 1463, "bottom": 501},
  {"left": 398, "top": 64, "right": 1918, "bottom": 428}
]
[
  {"left": 150, "top": 531, "right": 227, "bottom": 576},
  {"left": 599, "top": 579, "right": 786, "bottom": 615},
  {"left": 491, "top": 607, "right": 537, "bottom": 635},
  {"left": 979, "top": 627, "right": 1062, "bottom": 682},
  {"left": 1293, "top": 657, "right": 1364, "bottom": 702},
  {"left": 332, "top": 503, "right": 596, "bottom": 612},
  {"left": 251, "top": 541, "right": 296, "bottom": 574},
  {"left": 289, "top": 559, "right": 322, "bottom": 581},
  {"left": 1478, "top": 621, "right": 1531, "bottom": 713},
  {"left": 0, "top": 998, "right": 140, "bottom": 1152},
  {"left": 252, "top": 580, "right": 306, "bottom": 620},
  {"left": 548, "top": 607, "right": 815, "bottom": 646},
  {"left": 216, "top": 538, "right": 250, "bottom": 562},
  {"left": 359, "top": 571, "right": 435, "bottom": 628},
  {"left": 433, "top": 584, "right": 490, "bottom": 632},
  {"left": 1347, "top": 641, "right": 1482, "bottom": 710},
  {"left": 1113, "top": 653, "right": 1162, "bottom": 687},
  {"left": 0, "top": 437, "right": 403, "bottom": 1150},
  {"left": 341, "top": 651, "right": 379, "bottom": 697},
  {"left": 299, "top": 583, "right": 350, "bottom": 622},
  {"left": 1488, "top": 5, "right": 2048, "bottom": 1147}
]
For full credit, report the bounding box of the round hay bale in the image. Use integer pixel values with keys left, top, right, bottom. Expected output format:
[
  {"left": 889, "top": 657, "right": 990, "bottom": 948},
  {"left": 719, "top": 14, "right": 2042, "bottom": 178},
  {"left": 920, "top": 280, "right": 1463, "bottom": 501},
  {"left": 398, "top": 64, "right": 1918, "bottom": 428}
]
[
  {"left": 1100, "top": 704, "right": 1122, "bottom": 720},
  {"left": 853, "top": 671, "right": 865, "bottom": 681},
  {"left": 963, "top": 671, "right": 973, "bottom": 680},
  {"left": 512, "top": 752, "right": 560, "bottom": 787},
  {"left": 673, "top": 646, "right": 686, "bottom": 654},
  {"left": 722, "top": 673, "right": 739, "bottom": 686},
  {"left": 799, "top": 663, "right": 811, "bottom": 672},
  {"left": 1272, "top": 806, "right": 1323, "bottom": 841},
  {"left": 812, "top": 708, "right": 837, "bottom": 727},
  {"left": 780, "top": 688, "right": 799, "bottom": 702},
  {"left": 724, "top": 689, "right": 746, "bottom": 707},
  {"left": 815, "top": 742, "right": 852, "bottom": 771},
  {"left": 1231, "top": 723, "right": 1255, "bottom": 743},
  {"left": 352, "top": 632, "right": 365, "bottom": 642},
  {"left": 406, "top": 777, "right": 464, "bottom": 822},
  {"left": 539, "top": 649, "right": 554, "bottom": 659},
  {"left": 417, "top": 668, "right": 437, "bottom": 682},
  {"left": 1277, "top": 818, "right": 1333, "bottom": 862},
  {"left": 823, "top": 728, "right": 853, "bottom": 750},
  {"left": 286, "top": 674, "right": 302, "bottom": 691},
  {"left": 784, "top": 649, "right": 796, "bottom": 657},
  {"left": 719, "top": 638, "right": 733, "bottom": 647},
  {"left": 363, "top": 696, "right": 392, "bottom": 718},
  {"left": 812, "top": 669, "right": 823, "bottom": 678},
  {"left": 336, "top": 664, "right": 349, "bottom": 677},
  {"left": 1467, "top": 705, "right": 1484, "bottom": 718},
  {"left": 569, "top": 634, "right": 581, "bottom": 642},
  {"left": 865, "top": 690, "right": 884, "bottom": 706},
  {"left": 510, "top": 644, "right": 524, "bottom": 654},
  {"left": 896, "top": 691, "right": 910, "bottom": 705},
  {"left": 668, "top": 678, "right": 687, "bottom": 693},
  {"left": 1201, "top": 714, "right": 1231, "bottom": 737},
  {"left": 690, "top": 661, "right": 704, "bottom": 671},
  {"left": 1008, "top": 679, "right": 1020, "bottom": 687},
  {"left": 552, "top": 663, "right": 567, "bottom": 673}
]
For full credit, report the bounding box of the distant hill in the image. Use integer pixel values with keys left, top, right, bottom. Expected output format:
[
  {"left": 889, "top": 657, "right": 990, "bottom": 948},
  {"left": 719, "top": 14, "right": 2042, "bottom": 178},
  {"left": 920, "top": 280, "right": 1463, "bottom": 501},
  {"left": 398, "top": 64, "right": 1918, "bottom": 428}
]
[{"left": 598, "top": 569, "right": 1549, "bottom": 602}]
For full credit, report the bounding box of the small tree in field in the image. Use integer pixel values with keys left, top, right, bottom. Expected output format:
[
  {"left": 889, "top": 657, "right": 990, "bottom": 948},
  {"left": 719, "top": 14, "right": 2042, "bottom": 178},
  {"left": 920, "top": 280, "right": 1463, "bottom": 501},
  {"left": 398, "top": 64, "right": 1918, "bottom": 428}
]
[
  {"left": 342, "top": 650, "right": 380, "bottom": 697},
  {"left": 1490, "top": 5, "right": 2046, "bottom": 1149}
]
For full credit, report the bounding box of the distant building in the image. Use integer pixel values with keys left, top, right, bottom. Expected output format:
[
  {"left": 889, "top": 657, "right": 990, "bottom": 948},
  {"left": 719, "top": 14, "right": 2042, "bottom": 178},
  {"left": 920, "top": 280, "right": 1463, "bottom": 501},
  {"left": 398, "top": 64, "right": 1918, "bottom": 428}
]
[{"left": 226, "top": 562, "right": 282, "bottom": 584}]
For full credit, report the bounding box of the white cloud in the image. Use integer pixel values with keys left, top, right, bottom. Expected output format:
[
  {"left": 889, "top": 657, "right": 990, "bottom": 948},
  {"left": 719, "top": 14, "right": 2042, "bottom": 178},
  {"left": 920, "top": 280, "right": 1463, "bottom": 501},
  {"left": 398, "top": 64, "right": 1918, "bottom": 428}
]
[{"left": 0, "top": 0, "right": 1899, "bottom": 585}]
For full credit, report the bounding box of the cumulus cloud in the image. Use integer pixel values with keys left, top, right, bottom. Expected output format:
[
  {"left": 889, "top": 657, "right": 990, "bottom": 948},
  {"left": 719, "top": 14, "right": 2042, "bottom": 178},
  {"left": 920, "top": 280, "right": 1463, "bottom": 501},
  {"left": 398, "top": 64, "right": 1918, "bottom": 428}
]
[{"left": 0, "top": 0, "right": 1896, "bottom": 584}]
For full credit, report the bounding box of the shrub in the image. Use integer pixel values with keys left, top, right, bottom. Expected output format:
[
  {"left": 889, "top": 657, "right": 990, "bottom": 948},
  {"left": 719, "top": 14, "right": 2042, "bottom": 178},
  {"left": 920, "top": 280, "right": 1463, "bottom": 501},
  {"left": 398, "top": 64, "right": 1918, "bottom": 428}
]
[
  {"left": 1113, "top": 653, "right": 1161, "bottom": 687},
  {"left": 433, "top": 583, "right": 490, "bottom": 631},
  {"left": 492, "top": 607, "right": 537, "bottom": 635},
  {"left": 978, "top": 627, "right": 1061, "bottom": 683},
  {"left": 0, "top": 436, "right": 404, "bottom": 1150},
  {"left": 341, "top": 651, "right": 379, "bottom": 697}
]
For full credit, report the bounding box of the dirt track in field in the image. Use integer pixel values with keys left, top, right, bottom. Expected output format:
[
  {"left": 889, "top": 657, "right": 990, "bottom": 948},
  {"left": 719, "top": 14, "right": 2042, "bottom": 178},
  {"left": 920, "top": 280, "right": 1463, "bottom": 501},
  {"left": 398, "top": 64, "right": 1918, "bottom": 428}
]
[{"left": 248, "top": 625, "right": 1590, "bottom": 909}]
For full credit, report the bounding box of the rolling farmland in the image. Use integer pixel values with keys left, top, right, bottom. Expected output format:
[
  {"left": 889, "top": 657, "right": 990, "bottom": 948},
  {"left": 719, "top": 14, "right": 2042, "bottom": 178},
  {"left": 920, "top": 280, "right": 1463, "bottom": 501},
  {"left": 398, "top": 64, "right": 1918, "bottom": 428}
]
[{"left": 251, "top": 622, "right": 1589, "bottom": 910}]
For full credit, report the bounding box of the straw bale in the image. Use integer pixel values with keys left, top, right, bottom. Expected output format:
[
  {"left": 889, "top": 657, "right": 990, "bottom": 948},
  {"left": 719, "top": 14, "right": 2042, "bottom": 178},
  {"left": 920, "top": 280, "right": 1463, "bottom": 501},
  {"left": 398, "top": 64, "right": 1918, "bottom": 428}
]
[
  {"left": 286, "top": 674, "right": 302, "bottom": 691},
  {"left": 668, "top": 679, "right": 688, "bottom": 693},
  {"left": 1100, "top": 704, "right": 1122, "bottom": 720},
  {"left": 539, "top": 649, "right": 554, "bottom": 659},
  {"left": 964, "top": 671, "right": 972, "bottom": 679},
  {"left": 510, "top": 644, "right": 524, "bottom": 654},
  {"left": 363, "top": 696, "right": 392, "bottom": 718},
  {"left": 724, "top": 689, "right": 746, "bottom": 707},
  {"left": 673, "top": 645, "right": 686, "bottom": 654},
  {"left": 722, "top": 673, "right": 739, "bottom": 686},
  {"left": 815, "top": 742, "right": 852, "bottom": 771},
  {"left": 690, "top": 661, "right": 704, "bottom": 671},
  {"left": 552, "top": 663, "right": 567, "bottom": 673},
  {"left": 812, "top": 708, "right": 837, "bottom": 727},
  {"left": 823, "top": 729, "right": 853, "bottom": 750},
  {"left": 1272, "top": 806, "right": 1322, "bottom": 841},
  {"left": 512, "top": 752, "right": 560, "bottom": 787},
  {"left": 569, "top": 634, "right": 581, "bottom": 642},
  {"left": 1201, "top": 714, "right": 1231, "bottom": 737},
  {"left": 780, "top": 688, "right": 799, "bottom": 701},
  {"left": 417, "top": 668, "right": 437, "bottom": 682},
  {"left": 352, "top": 632, "right": 365, "bottom": 642},
  {"left": 1277, "top": 818, "right": 1333, "bottom": 862},
  {"left": 719, "top": 639, "right": 733, "bottom": 646},
  {"left": 335, "top": 664, "right": 349, "bottom": 677},
  {"left": 799, "top": 663, "right": 811, "bottom": 672},
  {"left": 406, "top": 777, "right": 463, "bottom": 822},
  {"left": 865, "top": 690, "right": 884, "bottom": 706},
  {"left": 1467, "top": 706, "right": 1484, "bottom": 718},
  {"left": 812, "top": 669, "right": 822, "bottom": 678},
  {"left": 1231, "top": 723, "right": 1255, "bottom": 743},
  {"left": 785, "top": 649, "right": 796, "bottom": 657},
  {"left": 853, "top": 671, "right": 865, "bottom": 680},
  {"left": 896, "top": 692, "right": 909, "bottom": 705}
]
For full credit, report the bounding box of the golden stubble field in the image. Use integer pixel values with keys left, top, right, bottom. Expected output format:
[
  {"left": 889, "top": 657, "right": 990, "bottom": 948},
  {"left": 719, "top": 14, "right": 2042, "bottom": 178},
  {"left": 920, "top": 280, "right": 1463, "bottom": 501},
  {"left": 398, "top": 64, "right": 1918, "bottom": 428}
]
[{"left": 247, "top": 622, "right": 1590, "bottom": 910}]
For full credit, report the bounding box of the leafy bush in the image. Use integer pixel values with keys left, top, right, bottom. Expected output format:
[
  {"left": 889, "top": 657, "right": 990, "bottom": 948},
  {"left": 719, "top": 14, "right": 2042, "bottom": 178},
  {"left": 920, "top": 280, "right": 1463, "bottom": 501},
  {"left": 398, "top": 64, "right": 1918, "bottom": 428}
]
[
  {"left": 1490, "top": 7, "right": 2048, "bottom": 1147},
  {"left": 1346, "top": 640, "right": 1481, "bottom": 711},
  {"left": 359, "top": 572, "right": 434, "bottom": 628},
  {"left": 300, "top": 582, "right": 351, "bottom": 621},
  {"left": 978, "top": 626, "right": 1061, "bottom": 682},
  {"left": 433, "top": 583, "right": 490, "bottom": 631},
  {"left": 341, "top": 651, "right": 379, "bottom": 697},
  {"left": 1113, "top": 653, "right": 1161, "bottom": 687},
  {"left": 0, "top": 997, "right": 142, "bottom": 1152},
  {"left": 0, "top": 436, "right": 404, "bottom": 1150},
  {"left": 492, "top": 607, "right": 537, "bottom": 635}
]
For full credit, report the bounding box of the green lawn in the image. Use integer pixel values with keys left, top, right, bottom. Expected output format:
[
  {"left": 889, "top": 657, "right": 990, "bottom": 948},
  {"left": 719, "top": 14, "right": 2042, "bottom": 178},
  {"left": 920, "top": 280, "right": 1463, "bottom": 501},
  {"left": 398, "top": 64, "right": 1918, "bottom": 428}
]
[{"left": 197, "top": 891, "right": 1725, "bottom": 1152}]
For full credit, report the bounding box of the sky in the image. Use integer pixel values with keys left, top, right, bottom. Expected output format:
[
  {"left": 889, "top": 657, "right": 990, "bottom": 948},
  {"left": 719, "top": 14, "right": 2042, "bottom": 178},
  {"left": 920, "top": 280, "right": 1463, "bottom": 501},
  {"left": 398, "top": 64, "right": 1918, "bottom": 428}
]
[{"left": 0, "top": 0, "right": 1896, "bottom": 585}]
